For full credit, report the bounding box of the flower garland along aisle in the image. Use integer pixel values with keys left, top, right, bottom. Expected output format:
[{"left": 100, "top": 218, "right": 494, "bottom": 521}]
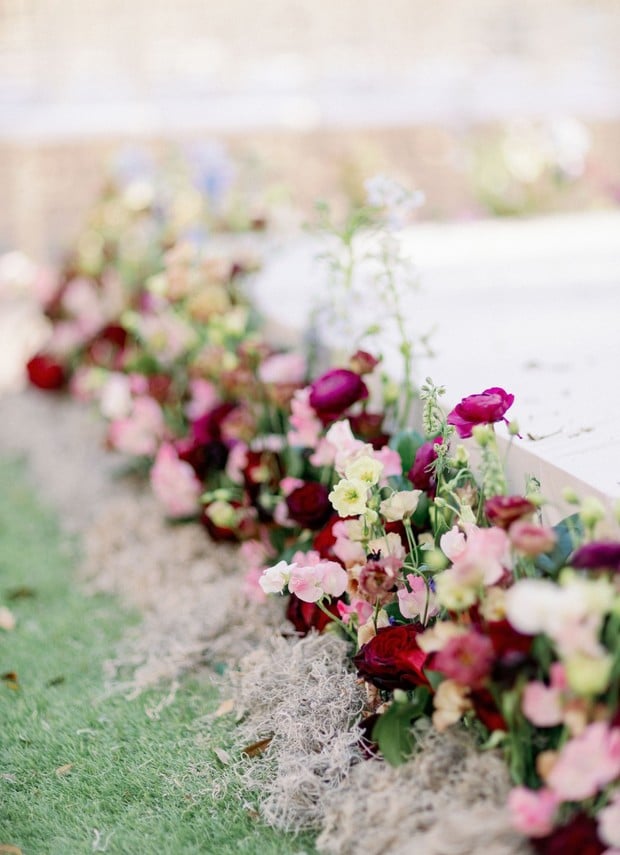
[{"left": 20, "top": 154, "right": 620, "bottom": 855}]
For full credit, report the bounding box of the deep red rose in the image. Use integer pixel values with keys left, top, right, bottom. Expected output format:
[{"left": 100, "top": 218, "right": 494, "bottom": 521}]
[
  {"left": 408, "top": 437, "right": 442, "bottom": 492},
  {"left": 286, "top": 482, "right": 332, "bottom": 530},
  {"left": 309, "top": 368, "right": 368, "bottom": 418},
  {"left": 353, "top": 623, "right": 431, "bottom": 691},
  {"left": 349, "top": 411, "right": 389, "bottom": 448},
  {"left": 571, "top": 541, "right": 620, "bottom": 573},
  {"left": 469, "top": 687, "right": 507, "bottom": 732},
  {"left": 286, "top": 593, "right": 340, "bottom": 636},
  {"left": 447, "top": 387, "right": 514, "bottom": 438},
  {"left": 484, "top": 494, "right": 536, "bottom": 529},
  {"left": 26, "top": 353, "right": 66, "bottom": 390},
  {"left": 312, "top": 514, "right": 343, "bottom": 562},
  {"left": 531, "top": 813, "right": 605, "bottom": 855}
]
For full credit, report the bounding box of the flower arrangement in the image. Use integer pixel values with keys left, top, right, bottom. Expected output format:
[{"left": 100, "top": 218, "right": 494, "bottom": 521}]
[{"left": 18, "top": 154, "right": 620, "bottom": 853}]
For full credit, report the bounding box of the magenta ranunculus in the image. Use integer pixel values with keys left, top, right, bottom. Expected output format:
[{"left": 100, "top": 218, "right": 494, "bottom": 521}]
[
  {"left": 308, "top": 368, "right": 368, "bottom": 417},
  {"left": 571, "top": 541, "right": 620, "bottom": 573},
  {"left": 408, "top": 436, "right": 442, "bottom": 492},
  {"left": 286, "top": 482, "right": 332, "bottom": 530},
  {"left": 447, "top": 387, "right": 514, "bottom": 438},
  {"left": 353, "top": 623, "right": 430, "bottom": 691},
  {"left": 484, "top": 494, "right": 536, "bottom": 529}
]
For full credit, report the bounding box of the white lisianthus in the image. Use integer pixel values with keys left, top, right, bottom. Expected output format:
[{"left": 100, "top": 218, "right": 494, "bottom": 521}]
[
  {"left": 329, "top": 478, "right": 370, "bottom": 517},
  {"left": 259, "top": 560, "right": 295, "bottom": 595},
  {"left": 380, "top": 489, "right": 422, "bottom": 522},
  {"left": 344, "top": 454, "right": 384, "bottom": 486},
  {"left": 504, "top": 579, "right": 561, "bottom": 635}
]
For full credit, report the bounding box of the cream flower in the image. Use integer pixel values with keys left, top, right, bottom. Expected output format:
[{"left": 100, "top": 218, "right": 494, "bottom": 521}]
[
  {"left": 259, "top": 560, "right": 294, "bottom": 595},
  {"left": 329, "top": 478, "right": 369, "bottom": 517},
  {"left": 344, "top": 454, "right": 384, "bottom": 486},
  {"left": 380, "top": 489, "right": 422, "bottom": 522},
  {"left": 432, "top": 679, "right": 472, "bottom": 732}
]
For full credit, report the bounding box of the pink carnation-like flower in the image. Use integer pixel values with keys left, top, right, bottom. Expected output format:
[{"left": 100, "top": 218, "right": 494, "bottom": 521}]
[
  {"left": 447, "top": 387, "right": 514, "bottom": 438},
  {"left": 150, "top": 442, "right": 203, "bottom": 518},
  {"left": 547, "top": 722, "right": 620, "bottom": 802},
  {"left": 108, "top": 396, "right": 165, "bottom": 457},
  {"left": 522, "top": 663, "right": 567, "bottom": 727},
  {"left": 432, "top": 630, "right": 495, "bottom": 688},
  {"left": 509, "top": 520, "right": 557, "bottom": 556},
  {"left": 508, "top": 787, "right": 559, "bottom": 838}
]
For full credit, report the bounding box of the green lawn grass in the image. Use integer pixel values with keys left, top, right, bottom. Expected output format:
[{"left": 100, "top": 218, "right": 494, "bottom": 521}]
[{"left": 0, "top": 459, "right": 315, "bottom": 855}]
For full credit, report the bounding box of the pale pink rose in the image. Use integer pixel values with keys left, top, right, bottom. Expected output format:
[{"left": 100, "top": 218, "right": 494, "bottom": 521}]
[
  {"left": 287, "top": 388, "right": 323, "bottom": 449},
  {"left": 522, "top": 664, "right": 567, "bottom": 727},
  {"left": 509, "top": 520, "right": 557, "bottom": 556},
  {"left": 451, "top": 526, "right": 510, "bottom": 586},
  {"left": 108, "top": 396, "right": 165, "bottom": 457},
  {"left": 185, "top": 378, "right": 218, "bottom": 420},
  {"left": 507, "top": 787, "right": 559, "bottom": 837},
  {"left": 374, "top": 446, "right": 403, "bottom": 484},
  {"left": 259, "top": 352, "right": 306, "bottom": 385},
  {"left": 337, "top": 598, "right": 373, "bottom": 625},
  {"left": 440, "top": 526, "right": 467, "bottom": 562},
  {"left": 398, "top": 574, "right": 439, "bottom": 623},
  {"left": 547, "top": 722, "right": 620, "bottom": 801},
  {"left": 599, "top": 793, "right": 620, "bottom": 849},
  {"left": 150, "top": 442, "right": 202, "bottom": 518},
  {"left": 225, "top": 442, "right": 249, "bottom": 484}
]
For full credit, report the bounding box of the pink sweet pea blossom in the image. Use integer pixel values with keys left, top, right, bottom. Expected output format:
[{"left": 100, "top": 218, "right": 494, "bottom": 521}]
[
  {"left": 333, "top": 521, "right": 366, "bottom": 567},
  {"left": 259, "top": 352, "right": 306, "bottom": 385},
  {"left": 150, "top": 442, "right": 203, "bottom": 518},
  {"left": 450, "top": 526, "right": 510, "bottom": 586},
  {"left": 288, "top": 551, "right": 348, "bottom": 603},
  {"left": 547, "top": 722, "right": 620, "bottom": 802},
  {"left": 522, "top": 663, "right": 567, "bottom": 727},
  {"left": 397, "top": 574, "right": 439, "bottom": 623},
  {"left": 287, "top": 388, "right": 323, "bottom": 449},
  {"left": 508, "top": 787, "right": 559, "bottom": 838},
  {"left": 374, "top": 445, "right": 403, "bottom": 484},
  {"left": 440, "top": 526, "right": 467, "bottom": 562},
  {"left": 337, "top": 598, "right": 373, "bottom": 625},
  {"left": 108, "top": 396, "right": 165, "bottom": 457}
]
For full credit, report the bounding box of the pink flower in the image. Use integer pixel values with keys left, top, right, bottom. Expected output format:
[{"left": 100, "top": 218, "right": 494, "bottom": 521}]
[
  {"left": 337, "top": 598, "right": 373, "bottom": 625},
  {"left": 288, "top": 551, "right": 348, "bottom": 602},
  {"left": 440, "top": 526, "right": 467, "bottom": 562},
  {"left": 287, "top": 388, "right": 323, "bottom": 449},
  {"left": 450, "top": 526, "right": 510, "bottom": 586},
  {"left": 599, "top": 793, "right": 620, "bottom": 849},
  {"left": 547, "top": 722, "right": 620, "bottom": 801},
  {"left": 332, "top": 522, "right": 366, "bottom": 567},
  {"left": 225, "top": 442, "right": 249, "bottom": 483},
  {"left": 508, "top": 787, "right": 559, "bottom": 838},
  {"left": 374, "top": 446, "right": 403, "bottom": 484},
  {"left": 108, "top": 396, "right": 165, "bottom": 457},
  {"left": 259, "top": 352, "right": 306, "bottom": 385},
  {"left": 447, "top": 387, "right": 514, "bottom": 438},
  {"left": 522, "top": 663, "right": 567, "bottom": 727},
  {"left": 432, "top": 630, "right": 495, "bottom": 688},
  {"left": 509, "top": 520, "right": 557, "bottom": 556},
  {"left": 280, "top": 476, "right": 305, "bottom": 497},
  {"left": 397, "top": 574, "right": 438, "bottom": 623},
  {"left": 150, "top": 442, "right": 202, "bottom": 518},
  {"left": 185, "top": 379, "right": 218, "bottom": 420}
]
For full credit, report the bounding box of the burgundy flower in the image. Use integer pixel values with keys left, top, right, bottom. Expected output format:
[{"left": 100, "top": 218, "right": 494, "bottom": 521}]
[
  {"left": 349, "top": 350, "right": 380, "bottom": 375},
  {"left": 286, "top": 482, "right": 332, "bottom": 530},
  {"left": 309, "top": 368, "right": 368, "bottom": 418},
  {"left": 191, "top": 402, "right": 236, "bottom": 444},
  {"left": 531, "top": 813, "right": 605, "bottom": 855},
  {"left": 469, "top": 687, "right": 507, "bottom": 732},
  {"left": 484, "top": 494, "right": 536, "bottom": 529},
  {"left": 26, "top": 353, "right": 66, "bottom": 390},
  {"left": 87, "top": 323, "right": 128, "bottom": 369},
  {"left": 286, "top": 593, "right": 340, "bottom": 636},
  {"left": 349, "top": 412, "right": 389, "bottom": 449},
  {"left": 447, "top": 387, "right": 514, "bottom": 438},
  {"left": 353, "top": 623, "right": 430, "bottom": 691},
  {"left": 408, "top": 437, "right": 442, "bottom": 492},
  {"left": 312, "top": 514, "right": 344, "bottom": 562},
  {"left": 432, "top": 631, "right": 495, "bottom": 689},
  {"left": 571, "top": 541, "right": 620, "bottom": 573},
  {"left": 486, "top": 619, "right": 533, "bottom": 659}
]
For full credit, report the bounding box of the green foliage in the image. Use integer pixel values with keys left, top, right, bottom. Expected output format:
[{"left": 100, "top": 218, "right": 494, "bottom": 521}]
[
  {"left": 389, "top": 429, "right": 424, "bottom": 475},
  {"left": 371, "top": 688, "right": 431, "bottom": 766},
  {"left": 534, "top": 514, "right": 584, "bottom": 578}
]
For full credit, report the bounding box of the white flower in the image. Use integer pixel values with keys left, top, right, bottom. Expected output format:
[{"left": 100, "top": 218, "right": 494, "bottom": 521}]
[
  {"left": 329, "top": 478, "right": 369, "bottom": 517},
  {"left": 504, "top": 579, "right": 561, "bottom": 635},
  {"left": 344, "top": 454, "right": 384, "bottom": 486},
  {"left": 380, "top": 489, "right": 422, "bottom": 522},
  {"left": 259, "top": 560, "right": 294, "bottom": 595}
]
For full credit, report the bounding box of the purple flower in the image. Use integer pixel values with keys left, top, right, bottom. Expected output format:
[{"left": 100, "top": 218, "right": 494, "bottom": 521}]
[
  {"left": 571, "top": 541, "right": 620, "bottom": 573},
  {"left": 408, "top": 437, "right": 442, "bottom": 492},
  {"left": 309, "top": 369, "right": 368, "bottom": 419},
  {"left": 447, "top": 387, "right": 514, "bottom": 438}
]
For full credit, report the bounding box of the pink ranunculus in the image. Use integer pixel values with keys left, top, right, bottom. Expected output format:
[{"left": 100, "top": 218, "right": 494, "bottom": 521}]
[
  {"left": 432, "top": 629, "right": 495, "bottom": 688},
  {"left": 547, "top": 722, "right": 620, "bottom": 802},
  {"left": 509, "top": 520, "right": 557, "bottom": 556},
  {"left": 522, "top": 663, "right": 567, "bottom": 727},
  {"left": 150, "top": 442, "right": 202, "bottom": 518},
  {"left": 287, "top": 387, "right": 323, "bottom": 449},
  {"left": 447, "top": 387, "right": 514, "bottom": 438},
  {"left": 508, "top": 787, "right": 559, "bottom": 838},
  {"left": 108, "top": 396, "right": 165, "bottom": 457},
  {"left": 185, "top": 378, "right": 219, "bottom": 420},
  {"left": 258, "top": 351, "right": 306, "bottom": 385}
]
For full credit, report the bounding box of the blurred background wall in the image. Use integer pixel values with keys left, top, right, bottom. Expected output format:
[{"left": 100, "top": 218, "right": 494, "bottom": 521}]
[{"left": 1, "top": 0, "right": 619, "bottom": 257}]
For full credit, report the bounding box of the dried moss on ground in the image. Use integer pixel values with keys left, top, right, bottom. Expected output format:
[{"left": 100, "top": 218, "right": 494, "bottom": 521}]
[{"left": 0, "top": 458, "right": 315, "bottom": 855}]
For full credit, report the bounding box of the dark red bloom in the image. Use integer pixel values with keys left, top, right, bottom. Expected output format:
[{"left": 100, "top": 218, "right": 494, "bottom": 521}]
[
  {"left": 531, "top": 813, "right": 605, "bottom": 855},
  {"left": 26, "top": 353, "right": 66, "bottom": 390},
  {"left": 286, "top": 482, "right": 332, "bottom": 530},
  {"left": 469, "top": 688, "right": 507, "bottom": 732},
  {"left": 191, "top": 402, "right": 236, "bottom": 444},
  {"left": 312, "top": 514, "right": 343, "bottom": 562},
  {"left": 447, "top": 387, "right": 514, "bottom": 438},
  {"left": 87, "top": 323, "right": 128, "bottom": 369},
  {"left": 353, "top": 623, "right": 430, "bottom": 691},
  {"left": 408, "top": 437, "right": 442, "bottom": 492},
  {"left": 486, "top": 619, "right": 533, "bottom": 659},
  {"left": 309, "top": 368, "right": 368, "bottom": 418},
  {"left": 286, "top": 593, "right": 340, "bottom": 636},
  {"left": 485, "top": 494, "right": 536, "bottom": 529},
  {"left": 571, "top": 541, "right": 620, "bottom": 573},
  {"left": 349, "top": 350, "right": 380, "bottom": 375},
  {"left": 349, "top": 411, "right": 389, "bottom": 449}
]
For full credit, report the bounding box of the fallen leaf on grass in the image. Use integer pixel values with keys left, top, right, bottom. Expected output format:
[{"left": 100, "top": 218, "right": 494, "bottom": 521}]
[
  {"left": 241, "top": 736, "right": 273, "bottom": 758},
  {"left": 2, "top": 672, "right": 18, "bottom": 690},
  {"left": 0, "top": 845, "right": 23, "bottom": 854},
  {"left": 0, "top": 607, "right": 16, "bottom": 631},
  {"left": 6, "top": 586, "right": 36, "bottom": 600},
  {"left": 55, "top": 763, "right": 74, "bottom": 777},
  {"left": 214, "top": 698, "right": 234, "bottom": 717},
  {"left": 46, "top": 675, "right": 65, "bottom": 687}
]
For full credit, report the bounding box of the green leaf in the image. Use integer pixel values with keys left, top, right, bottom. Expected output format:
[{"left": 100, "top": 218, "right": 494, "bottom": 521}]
[
  {"left": 534, "top": 514, "right": 584, "bottom": 578},
  {"left": 371, "top": 688, "right": 431, "bottom": 766},
  {"left": 389, "top": 431, "right": 425, "bottom": 475},
  {"left": 423, "top": 669, "right": 445, "bottom": 692}
]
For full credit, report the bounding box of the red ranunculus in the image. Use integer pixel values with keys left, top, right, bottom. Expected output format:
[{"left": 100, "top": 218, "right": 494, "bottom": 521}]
[
  {"left": 531, "top": 813, "right": 605, "bottom": 855},
  {"left": 353, "top": 623, "right": 430, "bottom": 691},
  {"left": 191, "top": 402, "right": 236, "bottom": 444},
  {"left": 447, "top": 387, "right": 514, "bottom": 438},
  {"left": 309, "top": 368, "right": 368, "bottom": 418},
  {"left": 349, "top": 411, "right": 389, "bottom": 448},
  {"left": 312, "top": 514, "right": 343, "bottom": 562},
  {"left": 484, "top": 494, "right": 536, "bottom": 529},
  {"left": 571, "top": 541, "right": 620, "bottom": 573},
  {"left": 408, "top": 437, "right": 442, "bottom": 492},
  {"left": 26, "top": 353, "right": 66, "bottom": 390},
  {"left": 469, "top": 687, "right": 507, "bottom": 732},
  {"left": 349, "top": 350, "right": 379, "bottom": 375},
  {"left": 286, "top": 593, "right": 340, "bottom": 636},
  {"left": 486, "top": 619, "right": 533, "bottom": 659},
  {"left": 286, "top": 482, "right": 332, "bottom": 530}
]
